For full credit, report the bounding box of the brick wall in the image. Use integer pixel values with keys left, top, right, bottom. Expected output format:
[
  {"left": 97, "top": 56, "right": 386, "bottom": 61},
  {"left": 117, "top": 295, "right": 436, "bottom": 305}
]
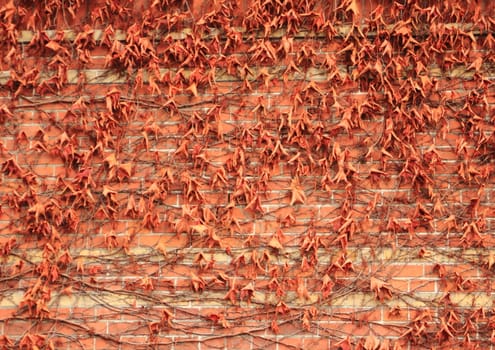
[{"left": 1, "top": 0, "right": 495, "bottom": 349}]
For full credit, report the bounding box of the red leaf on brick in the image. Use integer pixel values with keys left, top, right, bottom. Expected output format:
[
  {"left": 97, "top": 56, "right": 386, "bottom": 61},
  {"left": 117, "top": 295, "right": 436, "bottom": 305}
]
[
  {"left": 268, "top": 235, "right": 283, "bottom": 251},
  {"left": 334, "top": 336, "right": 353, "bottom": 350},
  {"left": 363, "top": 334, "right": 380, "bottom": 350},
  {"left": 321, "top": 274, "right": 334, "bottom": 298},
  {"left": 190, "top": 272, "right": 206, "bottom": 293},
  {"left": 270, "top": 319, "right": 280, "bottom": 334},
  {"left": 370, "top": 277, "right": 393, "bottom": 301},
  {"left": 289, "top": 176, "right": 306, "bottom": 205}
]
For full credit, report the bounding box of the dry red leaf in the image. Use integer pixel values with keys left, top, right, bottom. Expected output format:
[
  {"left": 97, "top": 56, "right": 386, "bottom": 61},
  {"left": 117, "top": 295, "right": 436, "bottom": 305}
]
[{"left": 370, "top": 277, "right": 393, "bottom": 301}]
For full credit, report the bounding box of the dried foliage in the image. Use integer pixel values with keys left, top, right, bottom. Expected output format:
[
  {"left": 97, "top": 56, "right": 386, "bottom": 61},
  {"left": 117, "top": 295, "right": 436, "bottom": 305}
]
[{"left": 0, "top": 0, "right": 495, "bottom": 349}]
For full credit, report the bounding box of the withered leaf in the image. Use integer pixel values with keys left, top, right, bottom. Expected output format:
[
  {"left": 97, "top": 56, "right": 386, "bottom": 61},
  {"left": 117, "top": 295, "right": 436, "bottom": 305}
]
[{"left": 289, "top": 176, "right": 306, "bottom": 205}]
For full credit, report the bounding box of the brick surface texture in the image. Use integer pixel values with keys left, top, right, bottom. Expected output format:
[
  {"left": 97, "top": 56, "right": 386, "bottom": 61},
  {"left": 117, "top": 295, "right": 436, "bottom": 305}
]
[{"left": 1, "top": 0, "right": 495, "bottom": 349}]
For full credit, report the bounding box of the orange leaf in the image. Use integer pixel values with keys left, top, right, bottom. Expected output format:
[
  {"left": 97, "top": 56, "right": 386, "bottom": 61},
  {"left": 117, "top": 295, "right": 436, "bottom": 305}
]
[
  {"left": 186, "top": 82, "right": 198, "bottom": 97},
  {"left": 45, "top": 40, "right": 70, "bottom": 56},
  {"left": 364, "top": 334, "right": 380, "bottom": 350},
  {"left": 191, "top": 272, "right": 206, "bottom": 293},
  {"left": 102, "top": 185, "right": 117, "bottom": 197},
  {"left": 119, "top": 163, "right": 132, "bottom": 178},
  {"left": 268, "top": 236, "right": 283, "bottom": 251},
  {"left": 370, "top": 277, "right": 393, "bottom": 301},
  {"left": 61, "top": 285, "right": 73, "bottom": 296},
  {"left": 240, "top": 281, "right": 254, "bottom": 303},
  {"left": 321, "top": 274, "right": 334, "bottom": 298},
  {"left": 345, "top": 0, "right": 360, "bottom": 17},
  {"left": 488, "top": 252, "right": 495, "bottom": 270},
  {"left": 467, "top": 56, "right": 483, "bottom": 72},
  {"left": 270, "top": 319, "right": 280, "bottom": 334},
  {"left": 334, "top": 336, "right": 352, "bottom": 350},
  {"left": 289, "top": 176, "right": 306, "bottom": 205},
  {"left": 302, "top": 310, "right": 311, "bottom": 331},
  {"left": 76, "top": 258, "right": 85, "bottom": 273},
  {"left": 104, "top": 153, "right": 118, "bottom": 168}
]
